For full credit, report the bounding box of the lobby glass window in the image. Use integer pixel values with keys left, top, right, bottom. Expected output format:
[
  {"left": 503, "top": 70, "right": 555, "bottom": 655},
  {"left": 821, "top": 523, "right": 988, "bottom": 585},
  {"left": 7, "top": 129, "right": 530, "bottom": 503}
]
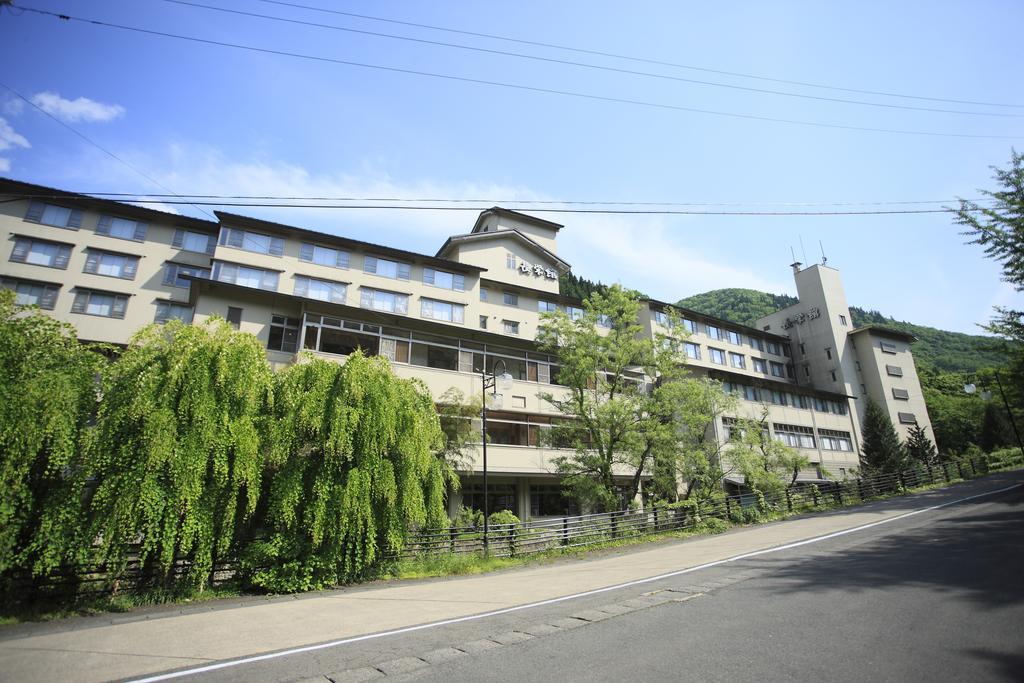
[
  {"left": 219, "top": 227, "right": 284, "bottom": 256},
  {"left": 709, "top": 347, "right": 725, "bottom": 365},
  {"left": 364, "top": 255, "right": 410, "bottom": 280},
  {"left": 359, "top": 287, "right": 409, "bottom": 314},
  {"left": 71, "top": 289, "right": 128, "bottom": 318},
  {"left": 463, "top": 483, "right": 517, "bottom": 517},
  {"left": 299, "top": 243, "right": 350, "bottom": 268},
  {"left": 163, "top": 263, "right": 211, "bottom": 288},
  {"left": 9, "top": 237, "right": 72, "bottom": 269},
  {"left": 173, "top": 229, "right": 217, "bottom": 254},
  {"left": 267, "top": 315, "right": 301, "bottom": 353},
  {"left": 530, "top": 484, "right": 579, "bottom": 517},
  {"left": 1, "top": 278, "right": 60, "bottom": 310},
  {"left": 213, "top": 262, "right": 279, "bottom": 291},
  {"left": 24, "top": 201, "right": 83, "bottom": 230},
  {"left": 154, "top": 302, "right": 193, "bottom": 324},
  {"left": 295, "top": 275, "right": 347, "bottom": 304},
  {"left": 97, "top": 215, "right": 147, "bottom": 241},
  {"left": 423, "top": 267, "right": 464, "bottom": 291},
  {"left": 421, "top": 297, "right": 465, "bottom": 324}
]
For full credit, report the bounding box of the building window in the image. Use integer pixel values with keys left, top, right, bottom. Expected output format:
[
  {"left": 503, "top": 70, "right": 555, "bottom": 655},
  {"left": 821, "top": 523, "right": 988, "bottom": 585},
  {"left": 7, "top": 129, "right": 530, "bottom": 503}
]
[
  {"left": 479, "top": 315, "right": 488, "bottom": 330},
  {"left": 861, "top": 383, "right": 867, "bottom": 394},
  {"left": 155, "top": 301, "right": 193, "bottom": 324},
  {"left": 819, "top": 429, "right": 853, "bottom": 451},
  {"left": 566, "top": 306, "right": 583, "bottom": 321},
  {"left": 480, "top": 288, "right": 488, "bottom": 301},
  {"left": 173, "top": 229, "right": 217, "bottom": 254},
  {"left": 706, "top": 325, "right": 722, "bottom": 340},
  {"left": 530, "top": 484, "right": 579, "bottom": 517},
  {"left": 1, "top": 277, "right": 60, "bottom": 310},
  {"left": 709, "top": 348, "right": 725, "bottom": 365},
  {"left": 682, "top": 319, "right": 697, "bottom": 334},
  {"left": 804, "top": 365, "right": 810, "bottom": 377},
  {"left": 773, "top": 424, "right": 816, "bottom": 449},
  {"left": 363, "top": 255, "right": 411, "bottom": 280},
  {"left": 24, "top": 201, "right": 83, "bottom": 230},
  {"left": 294, "top": 275, "right": 347, "bottom": 303},
  {"left": 219, "top": 227, "right": 284, "bottom": 256},
  {"left": 729, "top": 352, "right": 746, "bottom": 369},
  {"left": 770, "top": 361, "right": 785, "bottom": 378},
  {"left": 163, "top": 263, "right": 211, "bottom": 288},
  {"left": 96, "top": 215, "right": 147, "bottom": 241},
  {"left": 506, "top": 253, "right": 516, "bottom": 270},
  {"left": 213, "top": 262, "right": 279, "bottom": 291},
  {"left": 597, "top": 314, "right": 612, "bottom": 328},
  {"left": 766, "top": 341, "right": 780, "bottom": 355},
  {"left": 799, "top": 342, "right": 806, "bottom": 355},
  {"left": 684, "top": 342, "right": 701, "bottom": 360},
  {"left": 855, "top": 361, "right": 861, "bottom": 371},
  {"left": 503, "top": 320, "right": 520, "bottom": 335},
  {"left": 226, "top": 306, "right": 242, "bottom": 329},
  {"left": 750, "top": 337, "right": 765, "bottom": 352},
  {"left": 83, "top": 250, "right": 139, "bottom": 280},
  {"left": 538, "top": 300, "right": 558, "bottom": 313},
  {"left": 654, "top": 310, "right": 670, "bottom": 327},
  {"left": 299, "top": 242, "right": 350, "bottom": 268},
  {"left": 839, "top": 314, "right": 848, "bottom": 326},
  {"left": 71, "top": 289, "right": 128, "bottom": 319},
  {"left": 787, "top": 364, "right": 795, "bottom": 379},
  {"left": 267, "top": 315, "right": 301, "bottom": 353},
  {"left": 503, "top": 291, "right": 519, "bottom": 306},
  {"left": 830, "top": 370, "right": 837, "bottom": 382},
  {"left": 782, "top": 344, "right": 791, "bottom": 357},
  {"left": 886, "top": 364, "right": 903, "bottom": 377},
  {"left": 898, "top": 412, "right": 917, "bottom": 424},
  {"left": 9, "top": 237, "right": 72, "bottom": 269},
  {"left": 881, "top": 341, "right": 898, "bottom": 354},
  {"left": 825, "top": 347, "right": 833, "bottom": 360},
  {"left": 726, "top": 330, "right": 742, "bottom": 345},
  {"left": 423, "top": 267, "right": 464, "bottom": 291},
  {"left": 359, "top": 287, "right": 409, "bottom": 314},
  {"left": 421, "top": 297, "right": 465, "bottom": 324},
  {"left": 753, "top": 358, "right": 767, "bottom": 373},
  {"left": 892, "top": 387, "right": 910, "bottom": 400}
]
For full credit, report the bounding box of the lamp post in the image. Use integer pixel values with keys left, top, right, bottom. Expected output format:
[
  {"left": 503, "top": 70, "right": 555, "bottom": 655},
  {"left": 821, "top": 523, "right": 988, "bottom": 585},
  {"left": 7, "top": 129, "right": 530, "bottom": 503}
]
[
  {"left": 965, "top": 371, "right": 1024, "bottom": 462},
  {"left": 481, "top": 359, "right": 514, "bottom": 555}
]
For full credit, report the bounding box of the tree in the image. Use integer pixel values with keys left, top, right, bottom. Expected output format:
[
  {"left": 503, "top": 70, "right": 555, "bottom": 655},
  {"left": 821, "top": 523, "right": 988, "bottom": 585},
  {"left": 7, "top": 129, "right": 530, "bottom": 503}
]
[
  {"left": 537, "top": 284, "right": 690, "bottom": 512},
  {"left": 728, "top": 407, "right": 810, "bottom": 495},
  {"left": 905, "top": 424, "right": 938, "bottom": 465},
  {"left": 979, "top": 401, "right": 1012, "bottom": 452},
  {"left": 860, "top": 397, "right": 908, "bottom": 474},
  {"left": 435, "top": 388, "right": 482, "bottom": 475},
  {"left": 84, "top": 319, "right": 274, "bottom": 589},
  {"left": 0, "top": 291, "right": 104, "bottom": 576},
  {"left": 245, "top": 353, "right": 450, "bottom": 592}
]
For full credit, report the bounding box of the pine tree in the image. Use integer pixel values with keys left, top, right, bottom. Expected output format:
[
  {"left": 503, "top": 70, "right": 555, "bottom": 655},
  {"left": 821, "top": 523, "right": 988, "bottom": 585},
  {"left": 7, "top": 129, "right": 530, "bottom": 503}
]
[
  {"left": 861, "top": 397, "right": 908, "bottom": 474},
  {"left": 905, "top": 424, "right": 938, "bottom": 465},
  {"left": 979, "top": 401, "right": 1011, "bottom": 452}
]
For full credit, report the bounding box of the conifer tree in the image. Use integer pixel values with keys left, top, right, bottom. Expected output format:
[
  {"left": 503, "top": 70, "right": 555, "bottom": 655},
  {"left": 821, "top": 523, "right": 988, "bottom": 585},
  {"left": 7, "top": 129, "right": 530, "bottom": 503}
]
[
  {"left": 905, "top": 424, "right": 938, "bottom": 465},
  {"left": 979, "top": 401, "right": 1011, "bottom": 452},
  {"left": 860, "top": 397, "right": 908, "bottom": 474}
]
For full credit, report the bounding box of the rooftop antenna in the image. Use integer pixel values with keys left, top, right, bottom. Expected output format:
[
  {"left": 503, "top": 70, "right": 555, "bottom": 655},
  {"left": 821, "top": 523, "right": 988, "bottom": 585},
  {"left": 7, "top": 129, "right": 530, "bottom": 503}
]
[
  {"left": 790, "top": 246, "right": 797, "bottom": 262},
  {"left": 799, "top": 235, "right": 808, "bottom": 265},
  {"left": 819, "top": 240, "right": 828, "bottom": 266}
]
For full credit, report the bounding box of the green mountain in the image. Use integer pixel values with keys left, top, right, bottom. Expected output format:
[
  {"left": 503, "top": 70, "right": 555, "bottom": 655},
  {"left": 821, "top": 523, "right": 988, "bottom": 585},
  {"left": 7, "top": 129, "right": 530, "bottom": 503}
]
[{"left": 676, "top": 288, "right": 1010, "bottom": 374}]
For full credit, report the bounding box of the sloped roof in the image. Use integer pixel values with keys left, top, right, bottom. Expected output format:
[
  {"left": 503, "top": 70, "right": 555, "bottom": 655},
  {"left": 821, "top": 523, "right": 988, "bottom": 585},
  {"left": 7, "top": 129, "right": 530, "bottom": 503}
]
[{"left": 436, "top": 228, "right": 572, "bottom": 272}]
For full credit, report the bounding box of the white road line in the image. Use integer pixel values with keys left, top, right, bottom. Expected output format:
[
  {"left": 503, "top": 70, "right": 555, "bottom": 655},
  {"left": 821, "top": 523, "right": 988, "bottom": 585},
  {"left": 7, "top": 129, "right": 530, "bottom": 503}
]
[{"left": 132, "top": 481, "right": 1023, "bottom": 682}]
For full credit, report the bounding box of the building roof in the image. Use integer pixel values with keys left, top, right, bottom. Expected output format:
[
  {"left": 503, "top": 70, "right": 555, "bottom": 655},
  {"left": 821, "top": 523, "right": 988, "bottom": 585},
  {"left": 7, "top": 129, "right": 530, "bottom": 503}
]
[
  {"left": 214, "top": 211, "right": 486, "bottom": 274},
  {"left": 435, "top": 228, "right": 572, "bottom": 272},
  {"left": 480, "top": 277, "right": 582, "bottom": 305},
  {"left": 848, "top": 324, "right": 918, "bottom": 343},
  {"left": 0, "top": 177, "right": 218, "bottom": 231},
  {"left": 471, "top": 206, "right": 564, "bottom": 233},
  {"left": 644, "top": 298, "right": 793, "bottom": 343}
]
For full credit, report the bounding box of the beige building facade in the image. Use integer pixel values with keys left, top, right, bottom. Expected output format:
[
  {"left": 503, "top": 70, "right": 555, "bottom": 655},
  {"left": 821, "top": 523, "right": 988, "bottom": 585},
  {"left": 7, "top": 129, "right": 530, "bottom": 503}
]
[{"left": 1, "top": 179, "right": 932, "bottom": 518}]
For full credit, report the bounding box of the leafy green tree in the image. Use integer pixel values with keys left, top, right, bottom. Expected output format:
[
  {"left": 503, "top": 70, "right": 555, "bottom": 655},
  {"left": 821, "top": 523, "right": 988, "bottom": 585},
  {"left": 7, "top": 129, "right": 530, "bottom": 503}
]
[
  {"left": 84, "top": 319, "right": 274, "bottom": 589},
  {"left": 245, "top": 353, "right": 449, "bottom": 592},
  {"left": 979, "top": 401, "right": 1012, "bottom": 452},
  {"left": 537, "top": 284, "right": 689, "bottom": 512},
  {"left": 435, "top": 387, "right": 482, "bottom": 475},
  {"left": 0, "top": 291, "right": 104, "bottom": 575},
  {"left": 860, "top": 397, "right": 908, "bottom": 474},
  {"left": 728, "top": 408, "right": 810, "bottom": 494},
  {"left": 905, "top": 424, "right": 938, "bottom": 464}
]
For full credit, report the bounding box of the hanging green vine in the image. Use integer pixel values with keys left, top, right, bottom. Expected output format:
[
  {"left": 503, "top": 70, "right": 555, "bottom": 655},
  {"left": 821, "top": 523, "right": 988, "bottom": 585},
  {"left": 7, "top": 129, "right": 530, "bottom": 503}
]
[
  {"left": 85, "top": 319, "right": 273, "bottom": 589},
  {"left": 245, "top": 352, "right": 449, "bottom": 592},
  {"left": 0, "top": 291, "right": 103, "bottom": 577}
]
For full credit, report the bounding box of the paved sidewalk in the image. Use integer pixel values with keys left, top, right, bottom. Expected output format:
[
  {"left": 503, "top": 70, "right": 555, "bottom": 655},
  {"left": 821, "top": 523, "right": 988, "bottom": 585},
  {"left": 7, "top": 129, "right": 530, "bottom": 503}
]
[{"left": 2, "top": 472, "right": 1020, "bottom": 682}]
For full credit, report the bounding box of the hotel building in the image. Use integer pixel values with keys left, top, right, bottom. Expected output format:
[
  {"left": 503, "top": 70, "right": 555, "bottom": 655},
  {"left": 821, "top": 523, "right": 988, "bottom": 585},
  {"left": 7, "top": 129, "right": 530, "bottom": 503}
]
[{"left": 0, "top": 178, "right": 933, "bottom": 518}]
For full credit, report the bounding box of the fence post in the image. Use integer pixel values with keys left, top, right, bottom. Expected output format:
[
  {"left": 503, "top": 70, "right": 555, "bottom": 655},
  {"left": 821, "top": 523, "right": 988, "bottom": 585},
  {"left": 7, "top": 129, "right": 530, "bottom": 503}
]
[
  {"left": 508, "top": 526, "right": 517, "bottom": 558},
  {"left": 611, "top": 511, "right": 618, "bottom": 539},
  {"left": 942, "top": 462, "right": 950, "bottom": 482},
  {"left": 856, "top": 479, "right": 864, "bottom": 501},
  {"left": 562, "top": 516, "right": 569, "bottom": 546},
  {"left": 956, "top": 461, "right": 964, "bottom": 480},
  {"left": 786, "top": 489, "right": 793, "bottom": 513},
  {"left": 812, "top": 487, "right": 819, "bottom": 507},
  {"left": 725, "top": 496, "right": 733, "bottom": 520},
  {"left": 969, "top": 458, "right": 977, "bottom": 477},
  {"left": 675, "top": 507, "right": 683, "bottom": 530},
  {"left": 450, "top": 524, "right": 456, "bottom": 553},
  {"left": 833, "top": 487, "right": 842, "bottom": 506},
  {"left": 898, "top": 471, "right": 906, "bottom": 491},
  {"left": 653, "top": 507, "right": 659, "bottom": 532},
  {"left": 926, "top": 463, "right": 933, "bottom": 484}
]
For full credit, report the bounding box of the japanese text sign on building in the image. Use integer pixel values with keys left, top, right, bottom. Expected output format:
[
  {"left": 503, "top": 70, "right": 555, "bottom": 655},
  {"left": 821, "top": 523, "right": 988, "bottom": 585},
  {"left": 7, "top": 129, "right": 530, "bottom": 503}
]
[
  {"left": 518, "top": 260, "right": 558, "bottom": 280},
  {"left": 782, "top": 307, "right": 820, "bottom": 329}
]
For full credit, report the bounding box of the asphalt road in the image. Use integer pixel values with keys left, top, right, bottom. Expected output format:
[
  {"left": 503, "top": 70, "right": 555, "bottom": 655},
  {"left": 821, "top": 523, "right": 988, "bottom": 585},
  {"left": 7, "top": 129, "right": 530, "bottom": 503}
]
[{"left": 187, "top": 475, "right": 1024, "bottom": 683}]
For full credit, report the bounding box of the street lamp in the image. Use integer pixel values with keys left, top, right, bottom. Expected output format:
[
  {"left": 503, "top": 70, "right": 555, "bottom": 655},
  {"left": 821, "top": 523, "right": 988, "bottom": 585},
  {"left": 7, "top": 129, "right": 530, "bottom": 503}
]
[
  {"left": 965, "top": 372, "right": 1024, "bottom": 461},
  {"left": 481, "top": 359, "right": 514, "bottom": 555}
]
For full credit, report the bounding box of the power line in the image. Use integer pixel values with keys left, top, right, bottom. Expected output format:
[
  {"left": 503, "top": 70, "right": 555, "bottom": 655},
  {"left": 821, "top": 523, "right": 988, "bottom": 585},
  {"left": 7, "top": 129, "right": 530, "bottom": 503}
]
[
  {"left": 15, "top": 191, "right": 995, "bottom": 208},
  {"left": 159, "top": 0, "right": 1021, "bottom": 119},
  {"left": 253, "top": 0, "right": 1024, "bottom": 110},
  {"left": 2, "top": 194, "right": 981, "bottom": 215},
  {"left": 16, "top": 6, "right": 1023, "bottom": 141},
  {"left": 0, "top": 81, "right": 217, "bottom": 220}
]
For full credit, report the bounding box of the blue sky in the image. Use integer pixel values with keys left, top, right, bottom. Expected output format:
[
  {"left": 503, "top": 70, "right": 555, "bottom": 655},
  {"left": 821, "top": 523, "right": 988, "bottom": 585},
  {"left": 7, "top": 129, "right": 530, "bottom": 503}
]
[{"left": 2, "top": 0, "right": 1022, "bottom": 334}]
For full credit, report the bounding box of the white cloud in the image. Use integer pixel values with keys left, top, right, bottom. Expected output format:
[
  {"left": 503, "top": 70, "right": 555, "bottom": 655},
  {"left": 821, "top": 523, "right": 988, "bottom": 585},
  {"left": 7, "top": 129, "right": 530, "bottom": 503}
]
[
  {"left": 2, "top": 98, "right": 24, "bottom": 116},
  {"left": 0, "top": 117, "right": 30, "bottom": 151},
  {"left": 0, "top": 158, "right": 10, "bottom": 173},
  {"left": 30, "top": 91, "right": 125, "bottom": 123}
]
